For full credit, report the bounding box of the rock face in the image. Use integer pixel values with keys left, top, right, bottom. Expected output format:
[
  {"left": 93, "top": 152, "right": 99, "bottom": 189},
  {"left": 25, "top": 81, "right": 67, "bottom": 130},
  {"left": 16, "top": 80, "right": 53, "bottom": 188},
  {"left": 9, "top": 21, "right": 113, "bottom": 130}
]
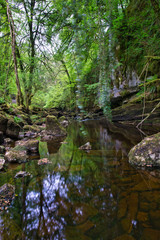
[
  {"left": 46, "top": 115, "right": 67, "bottom": 136},
  {"left": 5, "top": 149, "right": 28, "bottom": 163},
  {"left": 129, "top": 132, "right": 160, "bottom": 167},
  {"left": 15, "top": 139, "right": 39, "bottom": 153},
  {"left": 0, "top": 183, "right": 15, "bottom": 210},
  {"left": 6, "top": 120, "right": 21, "bottom": 139}
]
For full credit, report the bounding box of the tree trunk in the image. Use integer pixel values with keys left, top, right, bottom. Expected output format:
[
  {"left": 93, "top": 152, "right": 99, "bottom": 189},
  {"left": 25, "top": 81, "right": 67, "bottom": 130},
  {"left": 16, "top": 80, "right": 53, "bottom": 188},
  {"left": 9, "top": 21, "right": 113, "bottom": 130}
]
[
  {"left": 6, "top": 0, "right": 23, "bottom": 106},
  {"left": 22, "top": 0, "right": 36, "bottom": 110}
]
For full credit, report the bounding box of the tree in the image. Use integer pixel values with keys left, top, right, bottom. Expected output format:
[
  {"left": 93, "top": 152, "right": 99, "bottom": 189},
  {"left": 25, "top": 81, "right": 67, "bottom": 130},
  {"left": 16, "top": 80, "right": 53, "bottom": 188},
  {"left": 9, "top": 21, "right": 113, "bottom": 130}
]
[{"left": 6, "top": 0, "right": 24, "bottom": 106}]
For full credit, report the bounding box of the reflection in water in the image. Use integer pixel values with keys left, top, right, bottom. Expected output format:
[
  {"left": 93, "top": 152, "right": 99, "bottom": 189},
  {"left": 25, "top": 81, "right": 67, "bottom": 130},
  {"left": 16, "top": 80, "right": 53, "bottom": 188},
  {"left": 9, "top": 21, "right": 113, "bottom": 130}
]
[{"left": 0, "top": 120, "right": 160, "bottom": 239}]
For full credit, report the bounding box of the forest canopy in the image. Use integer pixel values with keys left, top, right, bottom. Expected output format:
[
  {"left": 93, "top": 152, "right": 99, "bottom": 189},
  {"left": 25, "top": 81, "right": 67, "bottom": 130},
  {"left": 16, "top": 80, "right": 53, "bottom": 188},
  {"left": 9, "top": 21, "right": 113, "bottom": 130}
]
[{"left": 0, "top": 0, "right": 160, "bottom": 114}]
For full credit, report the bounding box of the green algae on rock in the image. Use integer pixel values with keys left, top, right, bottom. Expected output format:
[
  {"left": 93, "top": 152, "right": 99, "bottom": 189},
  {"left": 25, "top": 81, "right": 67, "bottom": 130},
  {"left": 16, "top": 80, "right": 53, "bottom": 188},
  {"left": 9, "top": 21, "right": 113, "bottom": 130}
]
[{"left": 128, "top": 132, "right": 160, "bottom": 167}]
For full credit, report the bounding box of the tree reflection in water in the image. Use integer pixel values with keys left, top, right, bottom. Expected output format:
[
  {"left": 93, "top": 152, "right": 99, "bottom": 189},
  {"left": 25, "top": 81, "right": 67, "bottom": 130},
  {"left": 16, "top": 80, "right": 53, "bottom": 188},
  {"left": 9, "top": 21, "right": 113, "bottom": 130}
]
[{"left": 0, "top": 120, "right": 160, "bottom": 239}]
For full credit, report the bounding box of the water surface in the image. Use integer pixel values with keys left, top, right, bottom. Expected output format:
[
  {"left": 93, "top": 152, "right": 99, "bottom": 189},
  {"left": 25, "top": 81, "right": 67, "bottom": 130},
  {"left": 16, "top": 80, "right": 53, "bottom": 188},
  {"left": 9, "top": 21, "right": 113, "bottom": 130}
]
[{"left": 0, "top": 120, "right": 160, "bottom": 240}]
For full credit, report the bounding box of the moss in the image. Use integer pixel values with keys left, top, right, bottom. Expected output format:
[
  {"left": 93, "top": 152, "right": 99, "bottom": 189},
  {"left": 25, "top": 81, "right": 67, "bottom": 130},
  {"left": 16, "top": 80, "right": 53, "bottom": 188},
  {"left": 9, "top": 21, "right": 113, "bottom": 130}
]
[
  {"left": 23, "top": 125, "right": 40, "bottom": 132},
  {"left": 59, "top": 116, "right": 66, "bottom": 121},
  {"left": 13, "top": 145, "right": 26, "bottom": 151}
]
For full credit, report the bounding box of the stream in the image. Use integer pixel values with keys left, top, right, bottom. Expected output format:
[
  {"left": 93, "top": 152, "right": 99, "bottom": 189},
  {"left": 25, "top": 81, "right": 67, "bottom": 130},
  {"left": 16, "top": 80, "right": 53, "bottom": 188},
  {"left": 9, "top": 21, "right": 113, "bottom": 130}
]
[{"left": 0, "top": 119, "right": 160, "bottom": 240}]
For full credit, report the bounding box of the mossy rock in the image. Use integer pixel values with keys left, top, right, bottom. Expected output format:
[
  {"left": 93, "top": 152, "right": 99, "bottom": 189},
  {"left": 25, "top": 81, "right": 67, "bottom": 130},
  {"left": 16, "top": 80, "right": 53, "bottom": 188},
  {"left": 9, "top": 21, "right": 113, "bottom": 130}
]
[
  {"left": 5, "top": 149, "right": 28, "bottom": 163},
  {"left": 42, "top": 115, "right": 67, "bottom": 137},
  {"left": 6, "top": 119, "right": 21, "bottom": 139},
  {"left": 15, "top": 139, "right": 39, "bottom": 153},
  {"left": 129, "top": 132, "right": 160, "bottom": 167},
  {"left": 59, "top": 116, "right": 66, "bottom": 121},
  {"left": 23, "top": 124, "right": 40, "bottom": 132},
  {"left": 0, "top": 114, "right": 8, "bottom": 133}
]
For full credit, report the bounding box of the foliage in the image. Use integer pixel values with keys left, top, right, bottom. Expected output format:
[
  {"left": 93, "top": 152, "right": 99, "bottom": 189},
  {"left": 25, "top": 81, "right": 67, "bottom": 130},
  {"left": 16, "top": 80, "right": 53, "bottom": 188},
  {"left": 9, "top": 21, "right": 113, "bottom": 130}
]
[
  {"left": 13, "top": 116, "right": 22, "bottom": 124},
  {"left": 0, "top": 0, "right": 160, "bottom": 115}
]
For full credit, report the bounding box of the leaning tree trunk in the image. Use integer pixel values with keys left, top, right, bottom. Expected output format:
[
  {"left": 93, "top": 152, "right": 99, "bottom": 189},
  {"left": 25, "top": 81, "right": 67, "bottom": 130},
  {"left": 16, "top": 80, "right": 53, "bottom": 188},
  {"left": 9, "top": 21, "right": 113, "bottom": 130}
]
[{"left": 6, "top": 0, "right": 23, "bottom": 106}]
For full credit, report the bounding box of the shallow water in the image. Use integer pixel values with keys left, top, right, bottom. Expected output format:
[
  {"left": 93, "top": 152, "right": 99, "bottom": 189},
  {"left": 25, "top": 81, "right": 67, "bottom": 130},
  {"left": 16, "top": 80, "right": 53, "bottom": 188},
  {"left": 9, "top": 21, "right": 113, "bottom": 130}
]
[{"left": 0, "top": 120, "right": 160, "bottom": 240}]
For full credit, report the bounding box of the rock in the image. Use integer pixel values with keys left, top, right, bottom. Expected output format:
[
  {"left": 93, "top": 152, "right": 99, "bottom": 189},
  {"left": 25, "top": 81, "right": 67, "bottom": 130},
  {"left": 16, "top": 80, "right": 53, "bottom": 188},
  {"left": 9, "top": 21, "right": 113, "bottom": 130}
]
[
  {"left": 23, "top": 124, "right": 40, "bottom": 132},
  {"left": 59, "top": 116, "right": 66, "bottom": 122},
  {"left": 0, "top": 146, "right": 5, "bottom": 154},
  {"left": 15, "top": 139, "right": 39, "bottom": 153},
  {"left": 0, "top": 131, "right": 4, "bottom": 144},
  {"left": 0, "top": 183, "right": 15, "bottom": 210},
  {"left": 4, "top": 138, "right": 14, "bottom": 145},
  {"left": 14, "top": 171, "right": 30, "bottom": 178},
  {"left": 149, "top": 210, "right": 160, "bottom": 229},
  {"left": 129, "top": 132, "right": 160, "bottom": 167},
  {"left": 60, "top": 120, "right": 69, "bottom": 128},
  {"left": 38, "top": 158, "right": 51, "bottom": 165},
  {"left": 141, "top": 228, "right": 160, "bottom": 240},
  {"left": 0, "top": 114, "right": 8, "bottom": 134},
  {"left": 117, "top": 198, "right": 127, "bottom": 219},
  {"left": 79, "top": 142, "right": 92, "bottom": 150},
  {"left": 24, "top": 131, "right": 38, "bottom": 138},
  {"left": 18, "top": 132, "right": 25, "bottom": 139},
  {"left": 121, "top": 192, "right": 138, "bottom": 233},
  {"left": 6, "top": 119, "right": 21, "bottom": 139},
  {"left": 137, "top": 211, "right": 148, "bottom": 222},
  {"left": 46, "top": 115, "right": 67, "bottom": 136},
  {"left": 5, "top": 149, "right": 28, "bottom": 163},
  {"left": 0, "top": 158, "right": 5, "bottom": 170}
]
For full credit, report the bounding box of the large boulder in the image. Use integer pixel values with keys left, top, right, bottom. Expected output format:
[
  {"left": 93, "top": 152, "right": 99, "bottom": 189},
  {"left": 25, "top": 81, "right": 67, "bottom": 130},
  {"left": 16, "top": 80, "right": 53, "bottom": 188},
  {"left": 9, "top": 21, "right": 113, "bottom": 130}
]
[
  {"left": 0, "top": 114, "right": 8, "bottom": 134},
  {"left": 45, "top": 115, "right": 67, "bottom": 136},
  {"left": 5, "top": 149, "right": 28, "bottom": 163},
  {"left": 129, "top": 132, "right": 160, "bottom": 167},
  {"left": 15, "top": 139, "right": 39, "bottom": 153},
  {"left": 6, "top": 119, "right": 21, "bottom": 139}
]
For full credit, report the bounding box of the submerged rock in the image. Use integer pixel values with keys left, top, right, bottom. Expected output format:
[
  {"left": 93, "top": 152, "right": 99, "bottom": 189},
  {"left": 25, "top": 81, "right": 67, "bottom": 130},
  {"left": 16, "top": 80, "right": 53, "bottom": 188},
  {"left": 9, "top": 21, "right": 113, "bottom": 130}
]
[
  {"left": 15, "top": 139, "right": 39, "bottom": 153},
  {"left": 5, "top": 149, "right": 28, "bottom": 163},
  {"left": 79, "top": 142, "right": 92, "bottom": 150},
  {"left": 0, "top": 183, "right": 15, "bottom": 211},
  {"left": 14, "top": 171, "right": 30, "bottom": 178},
  {"left": 129, "top": 132, "right": 160, "bottom": 167},
  {"left": 0, "top": 158, "right": 5, "bottom": 170},
  {"left": 38, "top": 158, "right": 51, "bottom": 165}
]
